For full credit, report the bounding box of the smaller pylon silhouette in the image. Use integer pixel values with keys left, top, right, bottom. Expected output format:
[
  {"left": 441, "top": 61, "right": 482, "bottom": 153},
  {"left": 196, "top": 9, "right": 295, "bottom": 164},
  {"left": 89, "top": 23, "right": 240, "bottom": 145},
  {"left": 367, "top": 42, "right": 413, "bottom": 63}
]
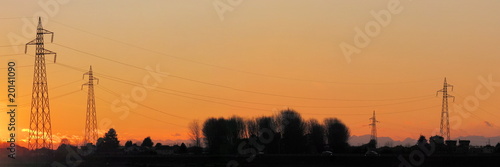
[
  {"left": 369, "top": 110, "right": 379, "bottom": 147},
  {"left": 436, "top": 78, "right": 454, "bottom": 140},
  {"left": 82, "top": 66, "right": 99, "bottom": 145}
]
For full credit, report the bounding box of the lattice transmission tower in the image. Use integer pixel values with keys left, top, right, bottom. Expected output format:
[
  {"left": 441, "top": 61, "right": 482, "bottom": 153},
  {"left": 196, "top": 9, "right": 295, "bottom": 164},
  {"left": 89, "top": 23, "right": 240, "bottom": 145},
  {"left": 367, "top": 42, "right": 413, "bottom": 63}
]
[
  {"left": 25, "top": 17, "right": 57, "bottom": 150},
  {"left": 82, "top": 66, "right": 99, "bottom": 145},
  {"left": 369, "top": 110, "right": 379, "bottom": 146},
  {"left": 436, "top": 78, "right": 454, "bottom": 140}
]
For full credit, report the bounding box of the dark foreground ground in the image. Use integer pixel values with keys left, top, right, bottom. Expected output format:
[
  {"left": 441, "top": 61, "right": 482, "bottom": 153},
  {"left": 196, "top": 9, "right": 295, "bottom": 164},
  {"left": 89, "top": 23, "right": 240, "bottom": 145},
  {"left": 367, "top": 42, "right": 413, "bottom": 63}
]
[{"left": 2, "top": 154, "right": 500, "bottom": 167}]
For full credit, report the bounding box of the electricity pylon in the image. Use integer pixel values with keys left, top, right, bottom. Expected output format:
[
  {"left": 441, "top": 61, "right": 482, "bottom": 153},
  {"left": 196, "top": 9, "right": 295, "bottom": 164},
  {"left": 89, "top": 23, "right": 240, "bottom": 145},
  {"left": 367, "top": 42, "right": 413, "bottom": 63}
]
[
  {"left": 82, "top": 66, "right": 99, "bottom": 145},
  {"left": 369, "top": 110, "right": 379, "bottom": 147},
  {"left": 437, "top": 78, "right": 454, "bottom": 140},
  {"left": 25, "top": 17, "right": 57, "bottom": 150}
]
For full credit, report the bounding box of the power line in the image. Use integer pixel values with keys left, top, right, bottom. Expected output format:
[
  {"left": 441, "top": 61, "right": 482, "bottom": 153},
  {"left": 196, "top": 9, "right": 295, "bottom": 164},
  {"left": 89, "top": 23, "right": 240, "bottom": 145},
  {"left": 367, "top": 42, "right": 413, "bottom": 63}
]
[
  {"left": 13, "top": 89, "right": 83, "bottom": 108},
  {"left": 0, "top": 17, "right": 27, "bottom": 20},
  {"left": 381, "top": 121, "right": 436, "bottom": 133},
  {"left": 95, "top": 69, "right": 435, "bottom": 108},
  {"left": 96, "top": 86, "right": 192, "bottom": 121},
  {"left": 453, "top": 93, "right": 500, "bottom": 120},
  {"left": 378, "top": 105, "right": 440, "bottom": 115},
  {"left": 20, "top": 85, "right": 189, "bottom": 138},
  {"left": 51, "top": 89, "right": 82, "bottom": 100},
  {"left": 451, "top": 103, "right": 500, "bottom": 129},
  {"left": 41, "top": 51, "right": 447, "bottom": 120},
  {"left": 51, "top": 60, "right": 437, "bottom": 111},
  {"left": 0, "top": 45, "right": 21, "bottom": 47},
  {"left": 97, "top": 84, "right": 273, "bottom": 114},
  {"left": 0, "top": 79, "right": 82, "bottom": 101},
  {"left": 94, "top": 96, "right": 187, "bottom": 128},
  {"left": 0, "top": 54, "right": 25, "bottom": 57},
  {"left": 0, "top": 64, "right": 33, "bottom": 70},
  {"left": 301, "top": 105, "right": 440, "bottom": 116},
  {"left": 48, "top": 19, "right": 441, "bottom": 85},
  {"left": 52, "top": 43, "right": 434, "bottom": 101}
]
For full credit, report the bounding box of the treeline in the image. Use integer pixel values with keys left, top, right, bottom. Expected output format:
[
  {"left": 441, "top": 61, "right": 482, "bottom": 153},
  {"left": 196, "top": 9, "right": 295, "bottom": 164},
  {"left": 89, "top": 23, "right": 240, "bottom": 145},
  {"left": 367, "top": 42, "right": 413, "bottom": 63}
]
[{"left": 198, "top": 108, "right": 350, "bottom": 154}]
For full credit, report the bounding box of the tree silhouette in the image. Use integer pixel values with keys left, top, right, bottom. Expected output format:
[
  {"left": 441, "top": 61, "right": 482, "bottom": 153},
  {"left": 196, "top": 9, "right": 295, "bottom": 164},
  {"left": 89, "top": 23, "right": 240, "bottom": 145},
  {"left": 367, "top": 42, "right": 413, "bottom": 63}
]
[
  {"left": 255, "top": 115, "right": 280, "bottom": 153},
  {"left": 278, "top": 109, "right": 306, "bottom": 154},
  {"left": 179, "top": 143, "right": 187, "bottom": 153},
  {"left": 141, "top": 137, "right": 154, "bottom": 148},
  {"left": 96, "top": 137, "right": 104, "bottom": 147},
  {"left": 54, "top": 143, "right": 78, "bottom": 163},
  {"left": 227, "top": 116, "right": 246, "bottom": 145},
  {"left": 256, "top": 116, "right": 276, "bottom": 132},
  {"left": 306, "top": 119, "right": 325, "bottom": 153},
  {"left": 368, "top": 139, "right": 377, "bottom": 150},
  {"left": 203, "top": 117, "right": 230, "bottom": 154},
  {"left": 417, "top": 135, "right": 427, "bottom": 145},
  {"left": 188, "top": 120, "right": 202, "bottom": 147},
  {"left": 60, "top": 138, "right": 70, "bottom": 146},
  {"left": 325, "top": 118, "right": 350, "bottom": 153},
  {"left": 495, "top": 143, "right": 500, "bottom": 153},
  {"left": 246, "top": 118, "right": 259, "bottom": 137},
  {"left": 99, "top": 128, "right": 120, "bottom": 152},
  {"left": 154, "top": 143, "right": 162, "bottom": 148},
  {"left": 125, "top": 140, "right": 133, "bottom": 148}
]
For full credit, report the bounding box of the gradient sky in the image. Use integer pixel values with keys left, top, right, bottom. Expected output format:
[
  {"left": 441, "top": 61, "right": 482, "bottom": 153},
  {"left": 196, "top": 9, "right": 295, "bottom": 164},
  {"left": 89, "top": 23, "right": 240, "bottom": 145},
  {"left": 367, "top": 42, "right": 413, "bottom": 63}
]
[{"left": 1, "top": 0, "right": 499, "bottom": 147}]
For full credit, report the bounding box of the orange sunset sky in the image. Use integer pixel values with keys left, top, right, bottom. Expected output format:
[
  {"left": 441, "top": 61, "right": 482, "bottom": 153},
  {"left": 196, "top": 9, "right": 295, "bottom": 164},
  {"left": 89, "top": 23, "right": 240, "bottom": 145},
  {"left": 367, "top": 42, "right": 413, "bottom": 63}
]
[{"left": 1, "top": 0, "right": 499, "bottom": 147}]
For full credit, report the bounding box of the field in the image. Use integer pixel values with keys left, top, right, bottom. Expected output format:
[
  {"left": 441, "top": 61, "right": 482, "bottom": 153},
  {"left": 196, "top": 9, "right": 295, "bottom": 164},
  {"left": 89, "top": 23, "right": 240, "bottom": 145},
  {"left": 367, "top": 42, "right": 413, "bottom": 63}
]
[{"left": 2, "top": 154, "right": 500, "bottom": 167}]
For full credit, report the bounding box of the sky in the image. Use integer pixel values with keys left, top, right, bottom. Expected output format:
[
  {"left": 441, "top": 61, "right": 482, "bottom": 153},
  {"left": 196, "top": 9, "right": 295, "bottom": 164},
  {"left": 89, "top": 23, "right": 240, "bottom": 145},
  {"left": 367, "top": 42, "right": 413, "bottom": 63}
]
[{"left": 1, "top": 0, "right": 499, "bottom": 148}]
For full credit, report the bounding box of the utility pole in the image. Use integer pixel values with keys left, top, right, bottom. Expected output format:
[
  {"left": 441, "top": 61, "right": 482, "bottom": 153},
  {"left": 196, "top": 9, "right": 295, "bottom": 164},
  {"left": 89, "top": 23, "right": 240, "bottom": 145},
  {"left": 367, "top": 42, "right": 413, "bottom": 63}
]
[
  {"left": 369, "top": 110, "right": 379, "bottom": 147},
  {"left": 437, "top": 78, "right": 454, "bottom": 140},
  {"left": 82, "top": 66, "right": 99, "bottom": 145},
  {"left": 25, "top": 17, "right": 57, "bottom": 150}
]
